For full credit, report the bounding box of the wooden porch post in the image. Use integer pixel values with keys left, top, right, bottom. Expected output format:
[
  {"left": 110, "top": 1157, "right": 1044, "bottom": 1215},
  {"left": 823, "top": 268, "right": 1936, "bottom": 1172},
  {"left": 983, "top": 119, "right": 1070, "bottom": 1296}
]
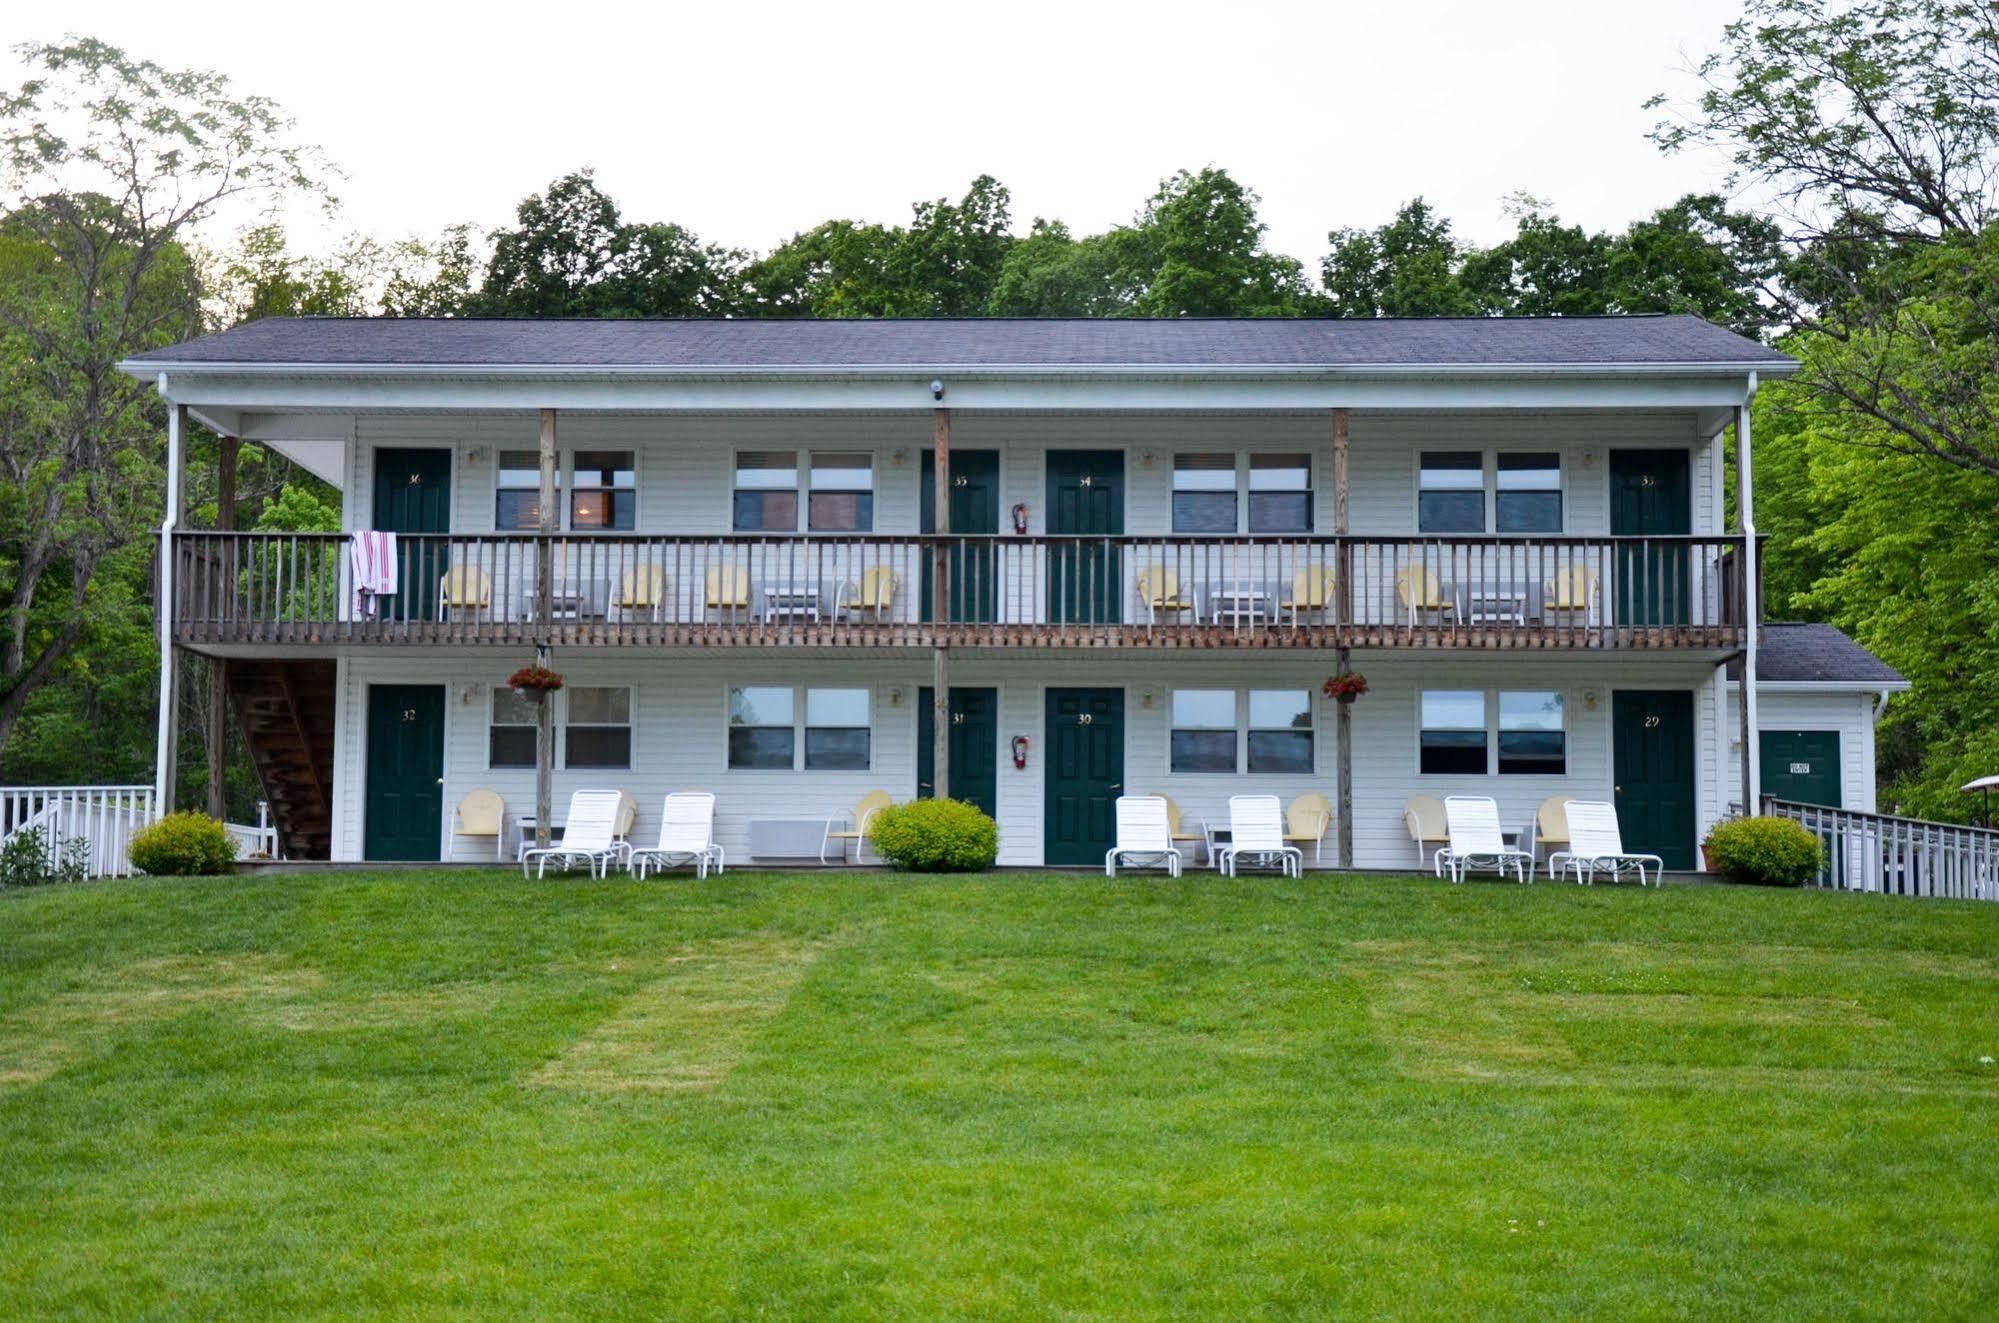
[
  {"left": 1332, "top": 408, "right": 1353, "bottom": 871},
  {"left": 206, "top": 434, "right": 240, "bottom": 820},
  {"left": 155, "top": 403, "right": 189, "bottom": 814},
  {"left": 535, "top": 409, "right": 557, "bottom": 848},
  {"left": 931, "top": 406, "right": 951, "bottom": 802}
]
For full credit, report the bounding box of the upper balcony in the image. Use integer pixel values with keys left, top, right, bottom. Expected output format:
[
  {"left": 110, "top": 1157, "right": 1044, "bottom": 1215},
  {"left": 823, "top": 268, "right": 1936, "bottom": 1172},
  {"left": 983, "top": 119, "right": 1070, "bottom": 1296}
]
[{"left": 168, "top": 530, "right": 1755, "bottom": 653}]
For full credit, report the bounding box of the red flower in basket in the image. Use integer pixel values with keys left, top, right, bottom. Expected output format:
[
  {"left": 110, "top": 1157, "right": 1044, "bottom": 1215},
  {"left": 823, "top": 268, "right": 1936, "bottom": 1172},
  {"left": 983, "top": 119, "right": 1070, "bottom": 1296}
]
[
  {"left": 1321, "top": 673, "right": 1369, "bottom": 703},
  {"left": 507, "top": 664, "right": 564, "bottom": 697}
]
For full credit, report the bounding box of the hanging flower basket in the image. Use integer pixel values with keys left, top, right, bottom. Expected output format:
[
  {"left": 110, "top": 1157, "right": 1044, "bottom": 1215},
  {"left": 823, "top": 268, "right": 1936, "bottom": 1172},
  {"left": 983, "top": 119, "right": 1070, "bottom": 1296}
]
[
  {"left": 1321, "top": 673, "right": 1369, "bottom": 704},
  {"left": 507, "top": 664, "right": 564, "bottom": 700}
]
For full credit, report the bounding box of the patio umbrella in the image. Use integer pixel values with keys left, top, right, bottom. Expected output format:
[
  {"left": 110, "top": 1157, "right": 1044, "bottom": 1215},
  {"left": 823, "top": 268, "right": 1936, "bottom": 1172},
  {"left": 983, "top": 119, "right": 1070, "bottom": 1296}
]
[{"left": 1964, "top": 775, "right": 1999, "bottom": 828}]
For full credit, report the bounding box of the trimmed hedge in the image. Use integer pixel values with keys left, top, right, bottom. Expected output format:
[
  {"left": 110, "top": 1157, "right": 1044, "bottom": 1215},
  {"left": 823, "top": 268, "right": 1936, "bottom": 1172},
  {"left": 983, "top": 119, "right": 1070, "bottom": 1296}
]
[
  {"left": 128, "top": 811, "right": 238, "bottom": 877},
  {"left": 1704, "top": 815, "right": 1822, "bottom": 887},
  {"left": 868, "top": 798, "right": 999, "bottom": 873}
]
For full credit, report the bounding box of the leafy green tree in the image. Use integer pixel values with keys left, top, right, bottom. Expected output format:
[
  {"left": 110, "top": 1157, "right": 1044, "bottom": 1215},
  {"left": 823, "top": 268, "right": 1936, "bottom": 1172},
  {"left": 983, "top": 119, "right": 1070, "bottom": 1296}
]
[
  {"left": 1127, "top": 168, "right": 1323, "bottom": 317},
  {"left": 0, "top": 38, "right": 324, "bottom": 766},
  {"left": 987, "top": 220, "right": 1137, "bottom": 316},
  {"left": 467, "top": 170, "right": 744, "bottom": 317},
  {"left": 1322, "top": 198, "right": 1484, "bottom": 316}
]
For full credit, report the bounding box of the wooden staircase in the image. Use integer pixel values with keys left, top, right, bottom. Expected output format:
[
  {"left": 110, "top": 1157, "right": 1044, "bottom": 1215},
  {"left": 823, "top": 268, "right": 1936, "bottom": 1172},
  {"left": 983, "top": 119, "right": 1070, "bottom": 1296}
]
[{"left": 227, "top": 659, "right": 336, "bottom": 860}]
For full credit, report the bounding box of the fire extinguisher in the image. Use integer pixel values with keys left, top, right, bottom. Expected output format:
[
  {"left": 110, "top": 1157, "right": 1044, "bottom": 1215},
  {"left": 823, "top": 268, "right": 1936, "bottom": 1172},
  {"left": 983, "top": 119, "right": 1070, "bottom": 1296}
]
[
  {"left": 1010, "top": 735, "right": 1031, "bottom": 769},
  {"left": 1011, "top": 503, "right": 1030, "bottom": 535}
]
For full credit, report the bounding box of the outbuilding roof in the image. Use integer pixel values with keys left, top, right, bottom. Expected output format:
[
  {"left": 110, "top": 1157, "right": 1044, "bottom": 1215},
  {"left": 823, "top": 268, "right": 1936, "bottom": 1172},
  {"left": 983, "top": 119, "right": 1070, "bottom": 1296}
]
[
  {"left": 1733, "top": 623, "right": 1908, "bottom": 686},
  {"left": 126, "top": 314, "right": 1794, "bottom": 372}
]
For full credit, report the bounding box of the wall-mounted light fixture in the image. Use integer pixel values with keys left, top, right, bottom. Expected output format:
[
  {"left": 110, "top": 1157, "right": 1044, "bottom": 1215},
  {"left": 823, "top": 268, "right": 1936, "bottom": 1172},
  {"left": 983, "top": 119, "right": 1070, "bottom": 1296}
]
[
  {"left": 1583, "top": 689, "right": 1599, "bottom": 712},
  {"left": 889, "top": 447, "right": 909, "bottom": 467},
  {"left": 887, "top": 686, "right": 904, "bottom": 707},
  {"left": 464, "top": 445, "right": 490, "bottom": 467},
  {"left": 1138, "top": 687, "right": 1157, "bottom": 709},
  {"left": 458, "top": 681, "right": 485, "bottom": 706},
  {"left": 930, "top": 378, "right": 945, "bottom": 402}
]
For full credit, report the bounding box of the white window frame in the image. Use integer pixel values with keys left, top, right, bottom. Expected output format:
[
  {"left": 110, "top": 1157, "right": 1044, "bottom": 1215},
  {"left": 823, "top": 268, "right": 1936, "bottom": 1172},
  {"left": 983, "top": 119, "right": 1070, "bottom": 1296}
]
[
  {"left": 725, "top": 684, "right": 875, "bottom": 771},
  {"left": 731, "top": 447, "right": 879, "bottom": 535},
  {"left": 487, "top": 685, "right": 538, "bottom": 771},
  {"left": 1414, "top": 688, "right": 1570, "bottom": 776},
  {"left": 492, "top": 447, "right": 642, "bottom": 533},
  {"left": 562, "top": 684, "right": 635, "bottom": 771},
  {"left": 1168, "top": 687, "right": 1317, "bottom": 775},
  {"left": 1413, "top": 450, "right": 1568, "bottom": 535}
]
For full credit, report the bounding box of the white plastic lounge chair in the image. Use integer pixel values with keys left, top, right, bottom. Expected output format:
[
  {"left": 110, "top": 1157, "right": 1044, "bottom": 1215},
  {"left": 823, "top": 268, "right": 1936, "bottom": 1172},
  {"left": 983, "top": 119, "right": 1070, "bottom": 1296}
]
[
  {"left": 521, "top": 789, "right": 625, "bottom": 878},
  {"left": 630, "top": 791, "right": 725, "bottom": 879},
  {"left": 1403, "top": 795, "right": 1448, "bottom": 872},
  {"left": 1439, "top": 795, "right": 1534, "bottom": 883},
  {"left": 1106, "top": 795, "right": 1181, "bottom": 877},
  {"left": 1218, "top": 795, "right": 1303, "bottom": 878},
  {"left": 1549, "top": 800, "right": 1663, "bottom": 886},
  {"left": 452, "top": 788, "right": 508, "bottom": 860}
]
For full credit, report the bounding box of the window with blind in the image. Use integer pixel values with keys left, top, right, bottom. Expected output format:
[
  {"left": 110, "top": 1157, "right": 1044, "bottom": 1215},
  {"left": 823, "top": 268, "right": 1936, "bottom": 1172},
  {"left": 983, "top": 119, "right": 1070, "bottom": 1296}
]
[
  {"left": 1170, "top": 689, "right": 1238, "bottom": 772},
  {"left": 728, "top": 686, "right": 795, "bottom": 768},
  {"left": 1495, "top": 453, "right": 1562, "bottom": 533},
  {"left": 807, "top": 453, "right": 874, "bottom": 533},
  {"left": 1246, "top": 689, "right": 1313, "bottom": 772},
  {"left": 804, "top": 688, "right": 871, "bottom": 769},
  {"left": 1419, "top": 689, "right": 1488, "bottom": 774},
  {"left": 734, "top": 451, "right": 799, "bottom": 532},
  {"left": 489, "top": 686, "right": 537, "bottom": 769},
  {"left": 564, "top": 687, "right": 632, "bottom": 769},
  {"left": 1247, "top": 454, "right": 1312, "bottom": 533},
  {"left": 1498, "top": 691, "right": 1566, "bottom": 774},
  {"left": 496, "top": 450, "right": 552, "bottom": 530},
  {"left": 1172, "top": 454, "right": 1237, "bottom": 533},
  {"left": 1418, "top": 452, "right": 1485, "bottom": 533}
]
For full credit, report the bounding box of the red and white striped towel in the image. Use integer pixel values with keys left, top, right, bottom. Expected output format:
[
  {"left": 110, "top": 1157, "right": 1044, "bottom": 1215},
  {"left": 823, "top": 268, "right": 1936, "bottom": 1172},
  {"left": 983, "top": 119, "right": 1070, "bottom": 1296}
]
[{"left": 349, "top": 531, "right": 399, "bottom": 618}]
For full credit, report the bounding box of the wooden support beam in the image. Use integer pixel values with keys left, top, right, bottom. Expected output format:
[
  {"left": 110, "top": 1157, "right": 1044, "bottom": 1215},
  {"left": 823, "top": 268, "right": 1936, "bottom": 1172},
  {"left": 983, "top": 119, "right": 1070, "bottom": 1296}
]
[
  {"left": 536, "top": 409, "right": 557, "bottom": 848},
  {"left": 931, "top": 407, "right": 951, "bottom": 801},
  {"left": 1332, "top": 408, "right": 1353, "bottom": 870}
]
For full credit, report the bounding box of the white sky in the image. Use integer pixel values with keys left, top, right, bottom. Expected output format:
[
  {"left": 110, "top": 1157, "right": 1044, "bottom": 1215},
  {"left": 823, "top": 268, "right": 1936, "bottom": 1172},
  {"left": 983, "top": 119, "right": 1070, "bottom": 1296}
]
[{"left": 5, "top": 0, "right": 1752, "bottom": 269}]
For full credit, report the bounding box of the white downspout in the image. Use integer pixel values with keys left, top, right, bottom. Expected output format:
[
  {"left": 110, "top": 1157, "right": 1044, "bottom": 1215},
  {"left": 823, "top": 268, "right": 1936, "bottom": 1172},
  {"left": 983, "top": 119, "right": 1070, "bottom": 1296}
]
[
  {"left": 153, "top": 386, "right": 182, "bottom": 814},
  {"left": 1739, "top": 373, "right": 1761, "bottom": 814},
  {"left": 1873, "top": 690, "right": 1894, "bottom": 725}
]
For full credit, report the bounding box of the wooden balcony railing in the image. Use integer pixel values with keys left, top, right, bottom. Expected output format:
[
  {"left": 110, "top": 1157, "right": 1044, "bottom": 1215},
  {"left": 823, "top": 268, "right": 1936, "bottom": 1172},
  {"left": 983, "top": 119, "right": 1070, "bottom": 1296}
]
[{"left": 168, "top": 532, "right": 1755, "bottom": 650}]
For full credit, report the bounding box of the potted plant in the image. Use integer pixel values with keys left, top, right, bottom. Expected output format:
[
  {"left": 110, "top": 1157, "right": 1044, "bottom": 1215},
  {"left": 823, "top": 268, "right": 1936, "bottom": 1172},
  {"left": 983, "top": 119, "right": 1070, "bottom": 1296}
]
[
  {"left": 1321, "top": 673, "right": 1369, "bottom": 703},
  {"left": 507, "top": 664, "right": 564, "bottom": 701}
]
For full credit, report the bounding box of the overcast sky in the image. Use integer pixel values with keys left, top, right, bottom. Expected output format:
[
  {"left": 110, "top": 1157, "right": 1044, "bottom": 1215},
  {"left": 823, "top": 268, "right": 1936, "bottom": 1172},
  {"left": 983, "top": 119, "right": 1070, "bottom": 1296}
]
[{"left": 7, "top": 0, "right": 1752, "bottom": 268}]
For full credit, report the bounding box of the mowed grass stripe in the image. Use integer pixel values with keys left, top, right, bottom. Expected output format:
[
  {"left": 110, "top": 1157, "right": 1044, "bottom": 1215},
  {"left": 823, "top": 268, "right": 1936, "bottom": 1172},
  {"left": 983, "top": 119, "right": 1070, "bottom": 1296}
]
[{"left": 529, "top": 934, "right": 825, "bottom": 1092}]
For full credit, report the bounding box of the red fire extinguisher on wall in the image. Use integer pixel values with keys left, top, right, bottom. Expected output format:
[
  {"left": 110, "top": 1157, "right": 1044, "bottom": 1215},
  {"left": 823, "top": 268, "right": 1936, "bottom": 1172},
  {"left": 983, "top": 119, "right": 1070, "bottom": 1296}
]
[
  {"left": 1011, "top": 735, "right": 1031, "bottom": 769},
  {"left": 1011, "top": 503, "right": 1030, "bottom": 535}
]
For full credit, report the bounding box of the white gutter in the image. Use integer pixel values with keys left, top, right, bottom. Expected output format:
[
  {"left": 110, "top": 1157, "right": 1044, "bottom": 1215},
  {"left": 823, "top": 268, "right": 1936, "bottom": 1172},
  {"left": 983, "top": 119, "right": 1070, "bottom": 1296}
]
[{"left": 119, "top": 358, "right": 1802, "bottom": 383}]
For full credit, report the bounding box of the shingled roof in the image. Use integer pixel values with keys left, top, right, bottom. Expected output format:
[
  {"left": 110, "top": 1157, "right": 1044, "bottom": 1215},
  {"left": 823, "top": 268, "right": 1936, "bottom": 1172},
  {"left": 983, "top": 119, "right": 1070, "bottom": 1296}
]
[
  {"left": 1733, "top": 624, "right": 1907, "bottom": 686},
  {"left": 128, "top": 314, "right": 1795, "bottom": 371}
]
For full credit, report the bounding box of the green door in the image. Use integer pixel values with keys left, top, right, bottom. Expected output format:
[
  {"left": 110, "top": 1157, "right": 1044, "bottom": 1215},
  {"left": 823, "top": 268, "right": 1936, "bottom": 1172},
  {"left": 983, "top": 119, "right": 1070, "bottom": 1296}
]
[
  {"left": 364, "top": 684, "right": 446, "bottom": 861},
  {"left": 1761, "top": 730, "right": 1842, "bottom": 808},
  {"left": 1612, "top": 690, "right": 1697, "bottom": 870},
  {"left": 1047, "top": 450, "right": 1124, "bottom": 625},
  {"left": 917, "top": 686, "right": 999, "bottom": 820},
  {"left": 373, "top": 448, "right": 452, "bottom": 622},
  {"left": 921, "top": 449, "right": 999, "bottom": 622},
  {"left": 1044, "top": 687, "right": 1123, "bottom": 866},
  {"left": 1610, "top": 449, "right": 1691, "bottom": 627}
]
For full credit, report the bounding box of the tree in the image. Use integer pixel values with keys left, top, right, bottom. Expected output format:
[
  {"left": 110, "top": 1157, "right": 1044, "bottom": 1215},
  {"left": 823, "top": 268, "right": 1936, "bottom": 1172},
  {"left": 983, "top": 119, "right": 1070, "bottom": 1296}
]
[
  {"left": 1654, "top": 0, "right": 1999, "bottom": 473},
  {"left": 1127, "top": 168, "right": 1323, "bottom": 317},
  {"left": 467, "top": 170, "right": 744, "bottom": 317},
  {"left": 1322, "top": 198, "right": 1484, "bottom": 316},
  {"left": 988, "top": 219, "right": 1138, "bottom": 316},
  {"left": 0, "top": 38, "right": 325, "bottom": 767}
]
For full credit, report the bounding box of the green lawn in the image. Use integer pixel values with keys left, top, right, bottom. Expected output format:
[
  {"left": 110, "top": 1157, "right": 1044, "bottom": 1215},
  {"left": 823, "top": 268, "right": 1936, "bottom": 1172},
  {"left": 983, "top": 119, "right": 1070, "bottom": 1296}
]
[{"left": 2, "top": 869, "right": 1996, "bottom": 1319}]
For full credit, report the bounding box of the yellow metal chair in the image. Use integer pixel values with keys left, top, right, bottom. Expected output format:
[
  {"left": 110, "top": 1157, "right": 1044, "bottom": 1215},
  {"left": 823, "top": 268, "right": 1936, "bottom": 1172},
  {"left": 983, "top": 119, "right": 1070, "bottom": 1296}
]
[
  {"left": 613, "top": 565, "right": 667, "bottom": 621},
  {"left": 1136, "top": 567, "right": 1195, "bottom": 622},
  {"left": 1281, "top": 565, "right": 1337, "bottom": 622},
  {"left": 1403, "top": 794, "right": 1448, "bottom": 872},
  {"left": 1148, "top": 793, "right": 1210, "bottom": 863},
  {"left": 1396, "top": 565, "right": 1457, "bottom": 626},
  {"left": 1286, "top": 792, "right": 1333, "bottom": 865},
  {"left": 1526, "top": 794, "right": 1578, "bottom": 867},
  {"left": 452, "top": 788, "right": 508, "bottom": 860},
  {"left": 844, "top": 565, "right": 899, "bottom": 619},
  {"left": 706, "top": 564, "right": 751, "bottom": 620},
  {"left": 438, "top": 565, "right": 491, "bottom": 620},
  {"left": 1543, "top": 565, "right": 1599, "bottom": 625},
  {"left": 822, "top": 789, "right": 894, "bottom": 864}
]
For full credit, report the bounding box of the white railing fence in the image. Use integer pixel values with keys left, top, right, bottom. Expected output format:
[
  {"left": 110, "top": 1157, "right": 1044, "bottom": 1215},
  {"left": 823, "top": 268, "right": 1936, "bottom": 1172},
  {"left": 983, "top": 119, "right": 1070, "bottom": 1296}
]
[
  {"left": 0, "top": 785, "right": 159, "bottom": 880},
  {"left": 224, "top": 802, "right": 279, "bottom": 860},
  {"left": 1766, "top": 798, "right": 1999, "bottom": 902}
]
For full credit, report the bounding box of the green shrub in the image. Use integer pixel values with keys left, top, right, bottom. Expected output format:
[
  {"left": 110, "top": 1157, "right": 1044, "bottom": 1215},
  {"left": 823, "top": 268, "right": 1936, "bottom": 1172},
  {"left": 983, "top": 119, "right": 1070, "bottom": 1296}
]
[
  {"left": 868, "top": 798, "right": 998, "bottom": 873},
  {"left": 1704, "top": 815, "right": 1822, "bottom": 887},
  {"left": 0, "top": 827, "right": 90, "bottom": 888},
  {"left": 128, "top": 811, "right": 237, "bottom": 877}
]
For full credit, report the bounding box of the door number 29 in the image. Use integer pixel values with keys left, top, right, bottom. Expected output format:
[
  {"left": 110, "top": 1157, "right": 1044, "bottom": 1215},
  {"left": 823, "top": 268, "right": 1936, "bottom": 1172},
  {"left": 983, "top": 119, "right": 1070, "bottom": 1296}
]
[{"left": 1644, "top": 715, "right": 1661, "bottom": 728}]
